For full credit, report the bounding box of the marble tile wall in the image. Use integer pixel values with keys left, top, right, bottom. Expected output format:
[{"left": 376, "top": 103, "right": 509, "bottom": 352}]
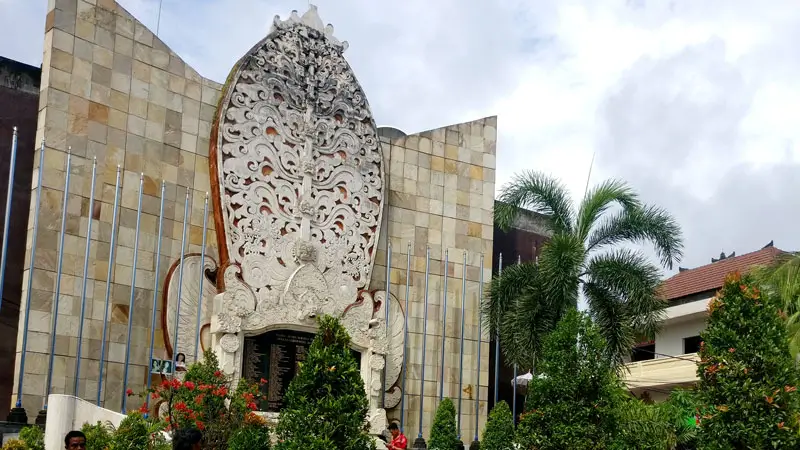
[
  {"left": 14, "top": 0, "right": 220, "bottom": 416},
  {"left": 373, "top": 118, "right": 497, "bottom": 441}
]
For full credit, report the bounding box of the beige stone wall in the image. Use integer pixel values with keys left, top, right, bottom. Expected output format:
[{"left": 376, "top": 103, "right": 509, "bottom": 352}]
[
  {"left": 373, "top": 118, "right": 496, "bottom": 441},
  {"left": 15, "top": 0, "right": 220, "bottom": 415}
]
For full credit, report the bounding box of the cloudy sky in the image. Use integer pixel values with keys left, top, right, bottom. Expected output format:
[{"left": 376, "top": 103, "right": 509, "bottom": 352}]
[{"left": 2, "top": 0, "right": 799, "bottom": 276}]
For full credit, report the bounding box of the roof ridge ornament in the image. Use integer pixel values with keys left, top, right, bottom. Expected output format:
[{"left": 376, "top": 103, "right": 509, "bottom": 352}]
[{"left": 271, "top": 4, "right": 349, "bottom": 52}]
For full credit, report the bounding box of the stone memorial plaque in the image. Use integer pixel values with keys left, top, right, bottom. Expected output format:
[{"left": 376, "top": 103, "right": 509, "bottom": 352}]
[{"left": 243, "top": 329, "right": 361, "bottom": 412}]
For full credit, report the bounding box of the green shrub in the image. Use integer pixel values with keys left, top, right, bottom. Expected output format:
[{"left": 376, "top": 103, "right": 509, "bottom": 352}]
[
  {"left": 696, "top": 272, "right": 800, "bottom": 448},
  {"left": 480, "top": 401, "right": 514, "bottom": 450},
  {"left": 515, "top": 310, "right": 623, "bottom": 450},
  {"left": 275, "top": 315, "right": 375, "bottom": 450},
  {"left": 109, "top": 412, "right": 169, "bottom": 450},
  {"left": 18, "top": 426, "right": 43, "bottom": 450},
  {"left": 428, "top": 397, "right": 459, "bottom": 450},
  {"left": 228, "top": 413, "right": 271, "bottom": 450},
  {"left": 1, "top": 439, "right": 26, "bottom": 450},
  {"left": 81, "top": 421, "right": 112, "bottom": 450}
]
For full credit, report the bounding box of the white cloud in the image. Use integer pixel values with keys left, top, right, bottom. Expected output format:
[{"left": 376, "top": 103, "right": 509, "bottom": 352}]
[{"left": 2, "top": 0, "right": 800, "bottom": 274}]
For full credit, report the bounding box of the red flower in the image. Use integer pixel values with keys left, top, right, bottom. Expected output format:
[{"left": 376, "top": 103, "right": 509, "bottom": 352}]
[
  {"left": 247, "top": 402, "right": 257, "bottom": 410},
  {"left": 214, "top": 370, "right": 222, "bottom": 377},
  {"left": 139, "top": 405, "right": 149, "bottom": 414},
  {"left": 184, "top": 381, "right": 196, "bottom": 391},
  {"left": 126, "top": 389, "right": 133, "bottom": 396},
  {"left": 728, "top": 348, "right": 735, "bottom": 353},
  {"left": 260, "top": 378, "right": 268, "bottom": 384},
  {"left": 196, "top": 420, "right": 206, "bottom": 430}
]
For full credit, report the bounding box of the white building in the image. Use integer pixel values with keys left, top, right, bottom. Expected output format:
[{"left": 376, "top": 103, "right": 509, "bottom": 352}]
[{"left": 623, "top": 242, "right": 783, "bottom": 401}]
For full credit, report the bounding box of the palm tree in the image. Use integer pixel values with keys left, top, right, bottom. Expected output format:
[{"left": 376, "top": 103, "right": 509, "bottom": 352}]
[
  {"left": 482, "top": 171, "right": 684, "bottom": 370},
  {"left": 751, "top": 253, "right": 800, "bottom": 358}
]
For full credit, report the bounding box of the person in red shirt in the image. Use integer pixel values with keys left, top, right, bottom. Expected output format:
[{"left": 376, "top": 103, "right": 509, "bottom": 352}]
[{"left": 387, "top": 423, "right": 407, "bottom": 450}]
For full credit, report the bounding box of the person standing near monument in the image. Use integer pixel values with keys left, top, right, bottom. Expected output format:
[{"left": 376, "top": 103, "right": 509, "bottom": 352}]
[
  {"left": 64, "top": 430, "right": 87, "bottom": 449},
  {"left": 386, "top": 423, "right": 407, "bottom": 450}
]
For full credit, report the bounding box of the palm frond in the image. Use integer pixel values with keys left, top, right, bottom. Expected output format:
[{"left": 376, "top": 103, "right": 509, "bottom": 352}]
[
  {"left": 575, "top": 179, "right": 639, "bottom": 241},
  {"left": 584, "top": 249, "right": 666, "bottom": 340},
  {"left": 586, "top": 204, "right": 684, "bottom": 270},
  {"left": 582, "top": 281, "right": 634, "bottom": 369},
  {"left": 481, "top": 262, "right": 541, "bottom": 340},
  {"left": 494, "top": 171, "right": 574, "bottom": 234},
  {"left": 752, "top": 252, "right": 800, "bottom": 314},
  {"left": 537, "top": 234, "right": 584, "bottom": 311}
]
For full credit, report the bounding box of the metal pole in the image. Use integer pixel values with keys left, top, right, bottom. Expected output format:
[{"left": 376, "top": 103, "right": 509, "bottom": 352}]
[
  {"left": 194, "top": 193, "right": 209, "bottom": 361},
  {"left": 73, "top": 156, "right": 97, "bottom": 397},
  {"left": 474, "top": 253, "right": 485, "bottom": 443},
  {"left": 97, "top": 165, "right": 122, "bottom": 405},
  {"left": 145, "top": 181, "right": 166, "bottom": 414},
  {"left": 171, "top": 189, "right": 190, "bottom": 371},
  {"left": 0, "top": 127, "right": 19, "bottom": 311},
  {"left": 417, "top": 246, "right": 430, "bottom": 439},
  {"left": 493, "top": 253, "right": 503, "bottom": 405},
  {"left": 15, "top": 139, "right": 45, "bottom": 409},
  {"left": 438, "top": 249, "right": 449, "bottom": 401},
  {"left": 457, "top": 251, "right": 467, "bottom": 438},
  {"left": 121, "top": 173, "right": 144, "bottom": 413},
  {"left": 513, "top": 255, "right": 520, "bottom": 424},
  {"left": 43, "top": 149, "right": 72, "bottom": 409},
  {"left": 381, "top": 242, "right": 391, "bottom": 408},
  {"left": 399, "top": 242, "right": 411, "bottom": 433}
]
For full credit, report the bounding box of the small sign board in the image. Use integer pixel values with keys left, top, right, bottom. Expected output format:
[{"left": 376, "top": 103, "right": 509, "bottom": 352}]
[{"left": 150, "top": 358, "right": 174, "bottom": 375}]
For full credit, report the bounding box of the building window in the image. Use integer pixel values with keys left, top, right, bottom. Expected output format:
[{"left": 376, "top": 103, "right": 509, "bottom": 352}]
[
  {"left": 684, "top": 335, "right": 702, "bottom": 354},
  {"left": 630, "top": 343, "right": 655, "bottom": 362}
]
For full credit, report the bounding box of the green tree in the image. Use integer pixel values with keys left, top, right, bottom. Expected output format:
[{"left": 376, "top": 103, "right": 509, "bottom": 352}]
[
  {"left": 515, "top": 309, "right": 623, "bottom": 450},
  {"left": 484, "top": 173, "right": 683, "bottom": 369},
  {"left": 81, "top": 421, "right": 113, "bottom": 450},
  {"left": 751, "top": 252, "right": 800, "bottom": 357},
  {"left": 480, "top": 401, "right": 514, "bottom": 450},
  {"left": 696, "top": 272, "right": 800, "bottom": 449},
  {"left": 275, "top": 315, "right": 375, "bottom": 450},
  {"left": 429, "top": 398, "right": 459, "bottom": 450}
]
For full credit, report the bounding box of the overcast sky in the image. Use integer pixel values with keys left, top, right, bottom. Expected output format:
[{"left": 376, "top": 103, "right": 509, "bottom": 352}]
[{"left": 2, "top": 0, "right": 799, "bottom": 277}]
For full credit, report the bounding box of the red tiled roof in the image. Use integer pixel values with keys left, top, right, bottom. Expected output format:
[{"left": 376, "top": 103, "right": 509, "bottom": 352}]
[{"left": 661, "top": 246, "right": 785, "bottom": 301}]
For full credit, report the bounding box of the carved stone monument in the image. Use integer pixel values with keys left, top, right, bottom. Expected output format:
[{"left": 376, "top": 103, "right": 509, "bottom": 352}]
[{"left": 162, "top": 5, "right": 406, "bottom": 436}]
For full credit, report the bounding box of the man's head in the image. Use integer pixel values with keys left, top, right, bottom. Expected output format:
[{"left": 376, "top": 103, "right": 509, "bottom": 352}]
[
  {"left": 65, "top": 430, "right": 86, "bottom": 449},
  {"left": 388, "top": 422, "right": 400, "bottom": 438},
  {"left": 173, "top": 427, "right": 203, "bottom": 450}
]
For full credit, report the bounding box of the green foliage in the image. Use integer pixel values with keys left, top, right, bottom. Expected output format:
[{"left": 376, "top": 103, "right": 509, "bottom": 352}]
[
  {"left": 613, "top": 398, "right": 679, "bottom": 450},
  {"left": 228, "top": 414, "right": 272, "bottom": 450},
  {"left": 428, "top": 398, "right": 459, "bottom": 450},
  {"left": 18, "top": 426, "right": 43, "bottom": 450},
  {"left": 515, "top": 310, "right": 624, "bottom": 450},
  {"left": 696, "top": 272, "right": 800, "bottom": 449},
  {"left": 144, "top": 351, "right": 266, "bottom": 449},
  {"left": 485, "top": 173, "right": 684, "bottom": 370},
  {"left": 109, "top": 412, "right": 169, "bottom": 450},
  {"left": 275, "top": 315, "right": 375, "bottom": 450},
  {"left": 1, "top": 439, "right": 26, "bottom": 450},
  {"left": 480, "top": 401, "right": 514, "bottom": 450},
  {"left": 752, "top": 253, "right": 800, "bottom": 358},
  {"left": 81, "top": 421, "right": 113, "bottom": 450}
]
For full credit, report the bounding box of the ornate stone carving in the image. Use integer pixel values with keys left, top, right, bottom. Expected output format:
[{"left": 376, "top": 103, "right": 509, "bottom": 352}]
[
  {"left": 195, "top": 3, "right": 404, "bottom": 439},
  {"left": 162, "top": 254, "right": 218, "bottom": 361}
]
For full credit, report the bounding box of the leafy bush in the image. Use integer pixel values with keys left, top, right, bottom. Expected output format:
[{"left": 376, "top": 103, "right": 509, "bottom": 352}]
[
  {"left": 18, "top": 426, "right": 43, "bottom": 450},
  {"left": 228, "top": 412, "right": 271, "bottom": 450},
  {"left": 143, "top": 351, "right": 267, "bottom": 449},
  {"left": 480, "top": 401, "right": 514, "bottom": 450},
  {"left": 1, "top": 439, "right": 26, "bottom": 450},
  {"left": 429, "top": 398, "right": 459, "bottom": 450},
  {"left": 613, "top": 398, "right": 679, "bottom": 450},
  {"left": 109, "top": 412, "right": 169, "bottom": 450},
  {"left": 515, "top": 309, "right": 623, "bottom": 450},
  {"left": 82, "top": 421, "right": 113, "bottom": 450},
  {"left": 696, "top": 272, "right": 800, "bottom": 448},
  {"left": 275, "top": 315, "right": 375, "bottom": 450}
]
